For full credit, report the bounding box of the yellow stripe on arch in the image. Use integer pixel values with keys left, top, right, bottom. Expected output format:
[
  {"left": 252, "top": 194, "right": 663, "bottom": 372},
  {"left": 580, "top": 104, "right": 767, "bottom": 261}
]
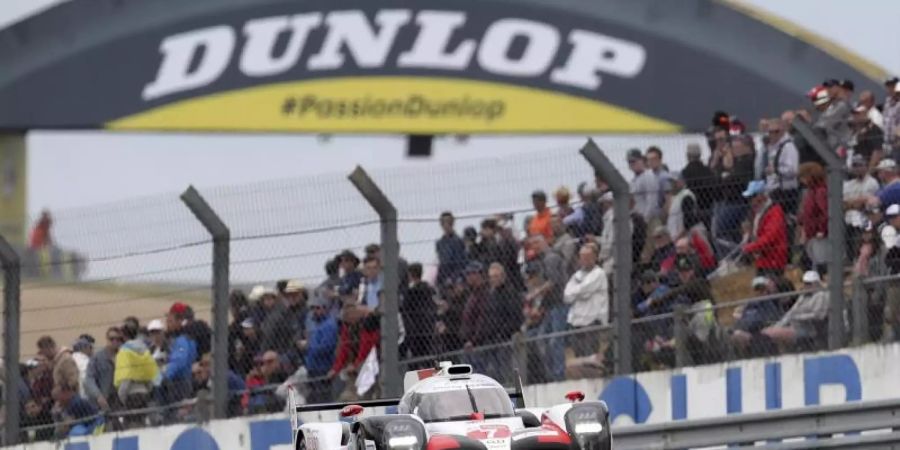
[{"left": 107, "top": 77, "right": 679, "bottom": 134}]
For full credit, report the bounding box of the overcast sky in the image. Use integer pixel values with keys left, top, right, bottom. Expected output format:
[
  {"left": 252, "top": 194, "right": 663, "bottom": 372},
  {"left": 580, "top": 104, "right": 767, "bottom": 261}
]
[{"left": 2, "top": 0, "right": 898, "bottom": 220}]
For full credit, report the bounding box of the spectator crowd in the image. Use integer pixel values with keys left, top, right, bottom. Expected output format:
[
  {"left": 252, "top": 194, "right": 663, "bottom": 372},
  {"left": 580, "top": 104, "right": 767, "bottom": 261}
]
[{"left": 7, "top": 75, "right": 900, "bottom": 442}]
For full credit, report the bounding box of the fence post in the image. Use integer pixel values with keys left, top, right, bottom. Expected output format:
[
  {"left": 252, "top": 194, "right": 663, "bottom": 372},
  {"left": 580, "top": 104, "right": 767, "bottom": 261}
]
[
  {"left": 348, "top": 166, "right": 402, "bottom": 398},
  {"left": 1, "top": 235, "right": 21, "bottom": 446},
  {"left": 673, "top": 305, "right": 690, "bottom": 368},
  {"left": 790, "top": 118, "right": 846, "bottom": 350},
  {"left": 180, "top": 186, "right": 230, "bottom": 420},
  {"left": 579, "top": 139, "right": 633, "bottom": 375},
  {"left": 851, "top": 277, "right": 867, "bottom": 346}
]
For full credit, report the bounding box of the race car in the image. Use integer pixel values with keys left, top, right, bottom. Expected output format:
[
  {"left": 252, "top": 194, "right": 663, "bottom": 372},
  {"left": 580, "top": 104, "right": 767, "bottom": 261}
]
[{"left": 289, "top": 361, "right": 611, "bottom": 449}]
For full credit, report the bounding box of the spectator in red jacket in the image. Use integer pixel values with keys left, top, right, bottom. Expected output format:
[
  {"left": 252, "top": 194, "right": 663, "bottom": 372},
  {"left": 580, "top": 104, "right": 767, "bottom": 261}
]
[
  {"left": 798, "top": 162, "right": 828, "bottom": 275},
  {"left": 741, "top": 180, "right": 789, "bottom": 277}
]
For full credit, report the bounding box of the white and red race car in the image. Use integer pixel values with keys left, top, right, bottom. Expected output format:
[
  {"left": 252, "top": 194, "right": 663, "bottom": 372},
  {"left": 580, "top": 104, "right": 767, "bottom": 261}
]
[{"left": 289, "top": 361, "right": 611, "bottom": 450}]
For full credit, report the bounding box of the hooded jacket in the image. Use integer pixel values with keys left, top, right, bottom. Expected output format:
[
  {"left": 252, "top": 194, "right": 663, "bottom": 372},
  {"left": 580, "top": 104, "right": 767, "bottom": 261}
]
[{"left": 114, "top": 338, "right": 159, "bottom": 396}]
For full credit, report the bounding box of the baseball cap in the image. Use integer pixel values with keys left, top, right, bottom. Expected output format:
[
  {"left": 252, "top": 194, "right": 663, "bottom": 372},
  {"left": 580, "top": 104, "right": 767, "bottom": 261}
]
[
  {"left": 72, "top": 338, "right": 92, "bottom": 352},
  {"left": 241, "top": 317, "right": 255, "bottom": 329},
  {"left": 851, "top": 154, "right": 867, "bottom": 166},
  {"left": 885, "top": 76, "right": 899, "bottom": 85},
  {"left": 169, "top": 302, "right": 189, "bottom": 315},
  {"left": 626, "top": 149, "right": 643, "bottom": 162},
  {"left": 25, "top": 358, "right": 41, "bottom": 369},
  {"left": 822, "top": 78, "right": 839, "bottom": 87},
  {"left": 147, "top": 319, "right": 164, "bottom": 332},
  {"left": 802, "top": 270, "right": 821, "bottom": 284},
  {"left": 284, "top": 279, "right": 305, "bottom": 294},
  {"left": 876, "top": 159, "right": 897, "bottom": 171},
  {"left": 887, "top": 204, "right": 900, "bottom": 217},
  {"left": 751, "top": 276, "right": 769, "bottom": 289},
  {"left": 742, "top": 180, "right": 767, "bottom": 198},
  {"left": 248, "top": 285, "right": 276, "bottom": 301},
  {"left": 812, "top": 88, "right": 830, "bottom": 106},
  {"left": 464, "top": 261, "right": 485, "bottom": 274},
  {"left": 839, "top": 79, "right": 854, "bottom": 91}
]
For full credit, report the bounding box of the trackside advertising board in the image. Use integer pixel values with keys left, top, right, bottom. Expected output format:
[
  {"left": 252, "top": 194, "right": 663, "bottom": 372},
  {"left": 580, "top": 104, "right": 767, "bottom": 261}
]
[
  {"left": 0, "top": 0, "right": 883, "bottom": 133},
  {"left": 8, "top": 342, "right": 900, "bottom": 450}
]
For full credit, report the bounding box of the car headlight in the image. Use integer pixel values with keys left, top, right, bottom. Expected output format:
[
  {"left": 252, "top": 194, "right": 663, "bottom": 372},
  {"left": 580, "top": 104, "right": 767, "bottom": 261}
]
[
  {"left": 383, "top": 419, "right": 425, "bottom": 450},
  {"left": 564, "top": 404, "right": 611, "bottom": 450}
]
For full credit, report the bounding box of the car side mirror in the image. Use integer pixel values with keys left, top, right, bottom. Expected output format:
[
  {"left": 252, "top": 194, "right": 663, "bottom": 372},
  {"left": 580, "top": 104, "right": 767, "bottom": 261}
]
[{"left": 340, "top": 404, "right": 364, "bottom": 418}]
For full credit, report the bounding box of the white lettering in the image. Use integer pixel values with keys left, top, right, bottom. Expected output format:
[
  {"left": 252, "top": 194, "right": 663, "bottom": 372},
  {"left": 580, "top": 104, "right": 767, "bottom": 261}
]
[
  {"left": 550, "top": 29, "right": 646, "bottom": 90},
  {"left": 142, "top": 26, "right": 235, "bottom": 100},
  {"left": 397, "top": 11, "right": 475, "bottom": 70},
  {"left": 477, "top": 19, "right": 559, "bottom": 77},
  {"left": 240, "top": 13, "right": 322, "bottom": 77},
  {"left": 307, "top": 10, "right": 412, "bottom": 70}
]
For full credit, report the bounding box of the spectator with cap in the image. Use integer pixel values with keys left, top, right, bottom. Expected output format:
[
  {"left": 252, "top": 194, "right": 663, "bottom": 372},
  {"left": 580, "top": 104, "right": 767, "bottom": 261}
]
[
  {"left": 812, "top": 83, "right": 853, "bottom": 156},
  {"left": 159, "top": 302, "right": 197, "bottom": 411},
  {"left": 853, "top": 219, "right": 889, "bottom": 342},
  {"left": 728, "top": 276, "right": 783, "bottom": 355},
  {"left": 838, "top": 79, "right": 855, "bottom": 102},
  {"left": 681, "top": 143, "right": 716, "bottom": 226},
  {"left": 303, "top": 294, "right": 338, "bottom": 403},
  {"left": 664, "top": 170, "right": 699, "bottom": 240},
  {"left": 83, "top": 327, "right": 123, "bottom": 413},
  {"left": 232, "top": 316, "right": 261, "bottom": 378},
  {"left": 563, "top": 243, "right": 609, "bottom": 358},
  {"left": 845, "top": 154, "right": 881, "bottom": 257},
  {"left": 710, "top": 132, "right": 756, "bottom": 254},
  {"left": 856, "top": 90, "right": 884, "bottom": 130},
  {"left": 528, "top": 234, "right": 569, "bottom": 382},
  {"left": 315, "top": 257, "right": 342, "bottom": 316},
  {"left": 250, "top": 285, "right": 291, "bottom": 354},
  {"left": 71, "top": 336, "right": 93, "bottom": 399},
  {"left": 741, "top": 180, "right": 789, "bottom": 277},
  {"left": 876, "top": 159, "right": 900, "bottom": 209},
  {"left": 146, "top": 319, "right": 167, "bottom": 369},
  {"left": 761, "top": 118, "right": 801, "bottom": 214},
  {"left": 633, "top": 269, "right": 670, "bottom": 319},
  {"left": 761, "top": 271, "right": 830, "bottom": 349},
  {"left": 282, "top": 279, "right": 309, "bottom": 357},
  {"left": 628, "top": 149, "right": 661, "bottom": 232},
  {"left": 851, "top": 101, "right": 885, "bottom": 169},
  {"left": 436, "top": 211, "right": 468, "bottom": 290},
  {"left": 883, "top": 78, "right": 900, "bottom": 161},
  {"left": 798, "top": 162, "right": 829, "bottom": 275},
  {"left": 646, "top": 146, "right": 671, "bottom": 212},
  {"left": 528, "top": 190, "right": 553, "bottom": 241},
  {"left": 401, "top": 262, "right": 436, "bottom": 368}
]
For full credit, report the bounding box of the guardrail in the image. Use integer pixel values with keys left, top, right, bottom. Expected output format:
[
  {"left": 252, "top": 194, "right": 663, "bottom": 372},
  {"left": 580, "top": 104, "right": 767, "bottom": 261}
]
[{"left": 613, "top": 398, "right": 900, "bottom": 450}]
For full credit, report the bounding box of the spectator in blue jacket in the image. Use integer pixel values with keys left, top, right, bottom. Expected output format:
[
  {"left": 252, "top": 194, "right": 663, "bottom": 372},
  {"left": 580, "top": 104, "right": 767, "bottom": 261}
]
[
  {"left": 303, "top": 296, "right": 338, "bottom": 403},
  {"left": 436, "top": 211, "right": 467, "bottom": 290},
  {"left": 159, "top": 303, "right": 197, "bottom": 413}
]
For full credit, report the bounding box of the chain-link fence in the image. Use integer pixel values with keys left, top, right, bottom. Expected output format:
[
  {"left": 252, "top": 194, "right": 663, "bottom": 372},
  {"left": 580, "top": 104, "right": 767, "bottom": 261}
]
[{"left": 4, "top": 126, "right": 900, "bottom": 444}]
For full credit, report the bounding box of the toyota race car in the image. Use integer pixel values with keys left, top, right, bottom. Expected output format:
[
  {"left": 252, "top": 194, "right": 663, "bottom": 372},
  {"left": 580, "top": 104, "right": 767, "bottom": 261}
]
[{"left": 289, "top": 361, "right": 611, "bottom": 449}]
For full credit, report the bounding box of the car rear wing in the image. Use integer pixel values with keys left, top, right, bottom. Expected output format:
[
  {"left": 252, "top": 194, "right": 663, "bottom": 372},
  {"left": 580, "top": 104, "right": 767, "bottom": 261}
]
[{"left": 290, "top": 365, "right": 527, "bottom": 421}]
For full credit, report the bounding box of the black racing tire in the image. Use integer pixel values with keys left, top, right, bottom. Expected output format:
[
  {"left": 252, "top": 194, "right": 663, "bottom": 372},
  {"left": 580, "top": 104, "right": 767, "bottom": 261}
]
[{"left": 296, "top": 433, "right": 306, "bottom": 450}]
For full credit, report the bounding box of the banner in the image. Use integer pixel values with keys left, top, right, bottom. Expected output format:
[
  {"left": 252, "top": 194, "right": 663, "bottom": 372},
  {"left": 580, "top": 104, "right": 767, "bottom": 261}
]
[
  {"left": 9, "top": 342, "right": 900, "bottom": 450},
  {"left": 0, "top": 0, "right": 883, "bottom": 133}
]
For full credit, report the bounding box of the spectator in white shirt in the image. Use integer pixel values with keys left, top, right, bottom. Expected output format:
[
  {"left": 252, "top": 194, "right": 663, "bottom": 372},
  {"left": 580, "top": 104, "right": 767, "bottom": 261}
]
[
  {"left": 762, "top": 119, "right": 801, "bottom": 214},
  {"left": 844, "top": 154, "right": 881, "bottom": 257},
  {"left": 564, "top": 243, "right": 609, "bottom": 357}
]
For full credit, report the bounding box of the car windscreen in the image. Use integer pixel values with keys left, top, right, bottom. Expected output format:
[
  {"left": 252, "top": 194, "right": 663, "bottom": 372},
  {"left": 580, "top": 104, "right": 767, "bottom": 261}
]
[{"left": 410, "top": 385, "right": 514, "bottom": 423}]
